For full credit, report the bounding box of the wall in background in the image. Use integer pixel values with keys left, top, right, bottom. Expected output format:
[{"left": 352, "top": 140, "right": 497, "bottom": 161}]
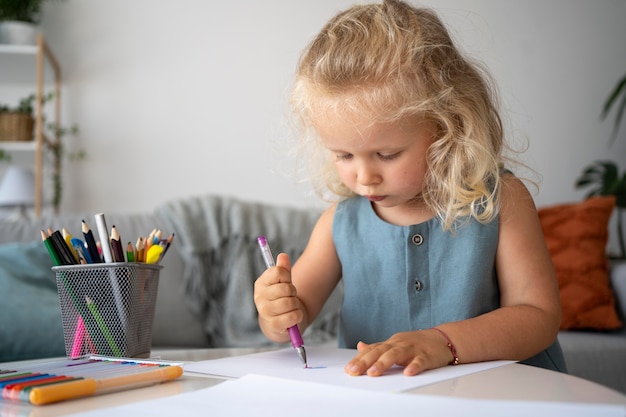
[{"left": 3, "top": 1, "right": 625, "bottom": 248}]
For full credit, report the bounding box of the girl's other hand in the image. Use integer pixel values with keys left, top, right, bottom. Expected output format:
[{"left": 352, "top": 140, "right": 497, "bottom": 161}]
[{"left": 344, "top": 329, "right": 455, "bottom": 377}]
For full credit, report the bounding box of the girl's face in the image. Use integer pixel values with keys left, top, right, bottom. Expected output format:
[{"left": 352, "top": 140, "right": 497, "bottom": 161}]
[{"left": 316, "top": 112, "right": 436, "bottom": 223}]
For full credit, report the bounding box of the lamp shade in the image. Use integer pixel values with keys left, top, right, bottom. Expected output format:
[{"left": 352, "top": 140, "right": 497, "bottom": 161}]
[{"left": 0, "top": 166, "right": 35, "bottom": 207}]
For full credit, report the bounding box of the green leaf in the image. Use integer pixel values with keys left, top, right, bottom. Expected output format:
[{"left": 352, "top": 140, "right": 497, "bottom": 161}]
[
  {"left": 602, "top": 74, "right": 626, "bottom": 145},
  {"left": 575, "top": 160, "right": 623, "bottom": 197},
  {"left": 602, "top": 75, "right": 626, "bottom": 118},
  {"left": 0, "top": 150, "right": 12, "bottom": 163}
]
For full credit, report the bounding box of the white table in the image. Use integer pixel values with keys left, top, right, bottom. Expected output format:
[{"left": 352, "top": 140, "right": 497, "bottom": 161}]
[{"left": 1, "top": 347, "right": 624, "bottom": 417}]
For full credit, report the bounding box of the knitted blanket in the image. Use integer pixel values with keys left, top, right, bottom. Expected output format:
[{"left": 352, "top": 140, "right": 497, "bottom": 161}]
[{"left": 156, "top": 194, "right": 339, "bottom": 347}]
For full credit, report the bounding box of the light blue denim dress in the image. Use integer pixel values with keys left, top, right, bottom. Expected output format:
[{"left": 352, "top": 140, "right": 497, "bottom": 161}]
[{"left": 332, "top": 196, "right": 566, "bottom": 372}]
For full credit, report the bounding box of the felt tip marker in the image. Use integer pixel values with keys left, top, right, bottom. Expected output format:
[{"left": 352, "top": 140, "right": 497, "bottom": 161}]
[{"left": 257, "top": 236, "right": 307, "bottom": 367}]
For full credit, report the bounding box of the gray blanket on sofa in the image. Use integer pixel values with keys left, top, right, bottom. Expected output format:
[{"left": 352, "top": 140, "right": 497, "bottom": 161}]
[{"left": 156, "top": 194, "right": 338, "bottom": 347}]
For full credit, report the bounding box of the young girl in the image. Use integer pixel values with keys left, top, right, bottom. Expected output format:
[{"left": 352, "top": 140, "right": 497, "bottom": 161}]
[{"left": 254, "top": 0, "right": 566, "bottom": 377}]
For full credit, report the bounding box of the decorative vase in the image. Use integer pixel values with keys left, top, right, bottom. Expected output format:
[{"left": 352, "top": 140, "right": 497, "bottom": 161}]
[{"left": 0, "top": 21, "right": 39, "bottom": 45}]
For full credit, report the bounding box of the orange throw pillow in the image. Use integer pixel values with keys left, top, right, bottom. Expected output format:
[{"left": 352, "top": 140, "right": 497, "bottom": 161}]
[{"left": 538, "top": 195, "right": 622, "bottom": 330}]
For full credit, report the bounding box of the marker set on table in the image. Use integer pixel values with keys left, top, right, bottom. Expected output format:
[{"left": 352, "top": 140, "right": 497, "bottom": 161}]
[
  {"left": 0, "top": 356, "right": 183, "bottom": 405},
  {"left": 41, "top": 213, "right": 174, "bottom": 266}
]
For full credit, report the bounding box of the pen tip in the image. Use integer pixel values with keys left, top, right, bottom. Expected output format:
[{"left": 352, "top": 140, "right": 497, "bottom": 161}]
[{"left": 296, "top": 346, "right": 307, "bottom": 367}]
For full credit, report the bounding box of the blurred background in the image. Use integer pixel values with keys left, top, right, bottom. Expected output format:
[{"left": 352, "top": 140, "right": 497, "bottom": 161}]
[{"left": 1, "top": 1, "right": 625, "bottom": 247}]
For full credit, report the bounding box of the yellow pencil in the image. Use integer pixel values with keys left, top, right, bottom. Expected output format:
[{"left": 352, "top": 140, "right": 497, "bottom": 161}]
[
  {"left": 62, "top": 228, "right": 80, "bottom": 263},
  {"left": 136, "top": 236, "right": 145, "bottom": 263}
]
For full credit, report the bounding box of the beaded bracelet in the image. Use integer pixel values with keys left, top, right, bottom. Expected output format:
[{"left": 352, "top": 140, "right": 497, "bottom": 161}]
[{"left": 432, "top": 327, "right": 460, "bottom": 365}]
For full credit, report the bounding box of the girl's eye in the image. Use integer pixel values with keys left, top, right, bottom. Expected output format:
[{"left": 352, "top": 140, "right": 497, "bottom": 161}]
[
  {"left": 335, "top": 153, "right": 353, "bottom": 161},
  {"left": 378, "top": 152, "right": 401, "bottom": 161}
]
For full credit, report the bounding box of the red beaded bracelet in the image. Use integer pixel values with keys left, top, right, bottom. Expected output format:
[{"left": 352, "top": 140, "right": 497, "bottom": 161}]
[{"left": 432, "top": 327, "right": 460, "bottom": 365}]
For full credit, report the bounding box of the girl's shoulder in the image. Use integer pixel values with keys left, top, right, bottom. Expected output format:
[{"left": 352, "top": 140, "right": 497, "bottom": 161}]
[
  {"left": 499, "top": 172, "right": 539, "bottom": 220},
  {"left": 314, "top": 202, "right": 339, "bottom": 231},
  {"left": 500, "top": 172, "right": 533, "bottom": 199}
]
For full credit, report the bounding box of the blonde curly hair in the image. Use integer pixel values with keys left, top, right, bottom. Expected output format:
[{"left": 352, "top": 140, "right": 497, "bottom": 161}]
[{"left": 291, "top": 0, "right": 509, "bottom": 230}]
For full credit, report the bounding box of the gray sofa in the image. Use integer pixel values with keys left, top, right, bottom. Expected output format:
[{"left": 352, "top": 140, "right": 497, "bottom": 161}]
[{"left": 1, "top": 193, "right": 625, "bottom": 394}]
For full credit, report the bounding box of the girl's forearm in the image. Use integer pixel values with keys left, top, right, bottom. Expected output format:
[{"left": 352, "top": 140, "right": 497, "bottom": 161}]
[{"left": 436, "top": 305, "right": 560, "bottom": 364}]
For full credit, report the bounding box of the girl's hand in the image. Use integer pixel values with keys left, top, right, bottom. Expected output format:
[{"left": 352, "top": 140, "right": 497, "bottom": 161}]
[
  {"left": 253, "top": 253, "right": 304, "bottom": 343},
  {"left": 344, "top": 329, "right": 456, "bottom": 377}
]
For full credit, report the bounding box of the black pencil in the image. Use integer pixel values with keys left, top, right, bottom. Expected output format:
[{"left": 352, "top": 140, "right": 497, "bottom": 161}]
[
  {"left": 82, "top": 220, "right": 102, "bottom": 263},
  {"left": 161, "top": 232, "right": 175, "bottom": 258},
  {"left": 50, "top": 229, "right": 77, "bottom": 265}
]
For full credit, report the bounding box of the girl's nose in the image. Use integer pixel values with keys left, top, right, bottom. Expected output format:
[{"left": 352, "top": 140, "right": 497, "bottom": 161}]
[{"left": 357, "top": 163, "right": 381, "bottom": 186}]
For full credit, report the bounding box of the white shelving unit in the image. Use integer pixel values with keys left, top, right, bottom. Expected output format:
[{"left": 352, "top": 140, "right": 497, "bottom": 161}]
[{"left": 0, "top": 34, "right": 61, "bottom": 217}]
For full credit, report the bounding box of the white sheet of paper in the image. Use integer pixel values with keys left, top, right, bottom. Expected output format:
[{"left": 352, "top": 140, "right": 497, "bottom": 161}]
[
  {"left": 184, "top": 346, "right": 515, "bottom": 392},
  {"left": 69, "top": 374, "right": 626, "bottom": 417}
]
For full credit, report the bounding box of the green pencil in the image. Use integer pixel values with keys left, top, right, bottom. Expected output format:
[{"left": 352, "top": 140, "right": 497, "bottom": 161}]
[
  {"left": 85, "top": 295, "right": 122, "bottom": 357},
  {"left": 41, "top": 230, "right": 62, "bottom": 266},
  {"left": 126, "top": 241, "right": 135, "bottom": 262}
]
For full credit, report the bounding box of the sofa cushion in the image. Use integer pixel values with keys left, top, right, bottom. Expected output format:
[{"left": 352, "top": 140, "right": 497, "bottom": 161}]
[
  {"left": 0, "top": 240, "right": 66, "bottom": 361},
  {"left": 538, "top": 196, "right": 622, "bottom": 330},
  {"left": 611, "top": 261, "right": 626, "bottom": 321},
  {"left": 558, "top": 329, "right": 626, "bottom": 393}
]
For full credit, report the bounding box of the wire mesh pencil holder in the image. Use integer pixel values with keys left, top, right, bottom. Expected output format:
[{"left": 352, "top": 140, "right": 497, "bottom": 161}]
[{"left": 53, "top": 263, "right": 162, "bottom": 359}]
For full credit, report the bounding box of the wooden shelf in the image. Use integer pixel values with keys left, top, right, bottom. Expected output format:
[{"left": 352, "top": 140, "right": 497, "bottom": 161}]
[
  {"left": 0, "top": 141, "right": 37, "bottom": 151},
  {"left": 0, "top": 44, "right": 38, "bottom": 54},
  {"left": 0, "top": 44, "right": 51, "bottom": 83},
  {"left": 0, "top": 35, "right": 61, "bottom": 217}
]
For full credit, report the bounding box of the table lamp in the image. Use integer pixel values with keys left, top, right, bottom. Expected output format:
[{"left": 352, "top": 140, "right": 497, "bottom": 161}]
[{"left": 0, "top": 165, "right": 35, "bottom": 219}]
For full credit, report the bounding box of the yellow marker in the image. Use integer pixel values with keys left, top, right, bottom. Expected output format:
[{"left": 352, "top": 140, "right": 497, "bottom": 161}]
[
  {"left": 29, "top": 378, "right": 97, "bottom": 405},
  {"left": 28, "top": 366, "right": 183, "bottom": 405},
  {"left": 145, "top": 244, "right": 163, "bottom": 264}
]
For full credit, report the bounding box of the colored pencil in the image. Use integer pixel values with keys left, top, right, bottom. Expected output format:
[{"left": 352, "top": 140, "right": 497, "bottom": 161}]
[
  {"left": 82, "top": 220, "right": 102, "bottom": 263},
  {"left": 62, "top": 228, "right": 80, "bottom": 263},
  {"left": 85, "top": 296, "right": 121, "bottom": 357},
  {"left": 41, "top": 230, "right": 62, "bottom": 266},
  {"left": 49, "top": 229, "right": 76, "bottom": 265},
  {"left": 126, "top": 242, "right": 135, "bottom": 262},
  {"left": 110, "top": 225, "right": 125, "bottom": 263}
]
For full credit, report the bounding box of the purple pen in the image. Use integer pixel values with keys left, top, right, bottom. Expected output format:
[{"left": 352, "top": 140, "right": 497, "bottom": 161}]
[{"left": 257, "top": 236, "right": 308, "bottom": 367}]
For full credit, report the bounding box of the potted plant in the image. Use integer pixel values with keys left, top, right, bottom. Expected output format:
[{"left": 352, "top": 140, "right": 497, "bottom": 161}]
[
  {"left": 0, "top": 92, "right": 53, "bottom": 141},
  {"left": 0, "top": 91, "right": 85, "bottom": 213},
  {"left": 0, "top": 0, "right": 46, "bottom": 45},
  {"left": 576, "top": 73, "right": 626, "bottom": 260}
]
